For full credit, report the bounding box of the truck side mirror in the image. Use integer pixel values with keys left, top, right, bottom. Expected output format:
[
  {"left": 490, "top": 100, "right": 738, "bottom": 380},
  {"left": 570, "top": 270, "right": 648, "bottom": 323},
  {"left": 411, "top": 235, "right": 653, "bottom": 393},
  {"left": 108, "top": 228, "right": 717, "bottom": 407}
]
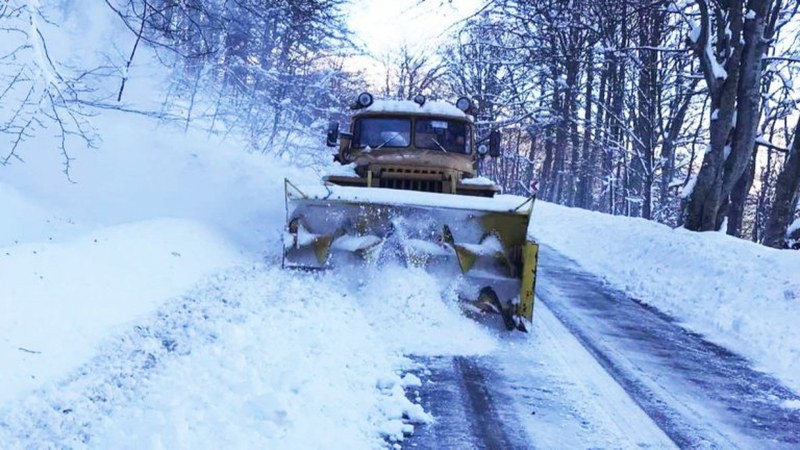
[
  {"left": 326, "top": 121, "right": 340, "bottom": 147},
  {"left": 489, "top": 130, "right": 501, "bottom": 157}
]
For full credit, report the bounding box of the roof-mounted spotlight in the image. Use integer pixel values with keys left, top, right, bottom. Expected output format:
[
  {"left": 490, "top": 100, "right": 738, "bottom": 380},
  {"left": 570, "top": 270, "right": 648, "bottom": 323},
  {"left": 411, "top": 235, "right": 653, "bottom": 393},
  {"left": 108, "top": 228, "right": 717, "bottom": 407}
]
[
  {"left": 413, "top": 94, "right": 426, "bottom": 106},
  {"left": 354, "top": 92, "right": 373, "bottom": 109},
  {"left": 456, "top": 97, "right": 473, "bottom": 112}
]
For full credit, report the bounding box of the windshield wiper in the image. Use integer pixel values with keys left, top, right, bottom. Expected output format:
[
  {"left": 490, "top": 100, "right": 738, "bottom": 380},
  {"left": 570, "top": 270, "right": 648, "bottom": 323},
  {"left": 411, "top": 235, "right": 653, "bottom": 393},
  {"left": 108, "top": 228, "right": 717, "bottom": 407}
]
[
  {"left": 376, "top": 132, "right": 401, "bottom": 149},
  {"left": 431, "top": 138, "right": 448, "bottom": 153}
]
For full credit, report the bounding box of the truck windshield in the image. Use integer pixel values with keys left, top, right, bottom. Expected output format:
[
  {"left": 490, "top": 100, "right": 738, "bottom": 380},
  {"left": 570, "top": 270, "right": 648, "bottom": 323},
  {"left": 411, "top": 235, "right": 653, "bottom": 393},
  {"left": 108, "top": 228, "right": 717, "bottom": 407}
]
[
  {"left": 353, "top": 118, "right": 411, "bottom": 149},
  {"left": 415, "top": 119, "right": 471, "bottom": 154}
]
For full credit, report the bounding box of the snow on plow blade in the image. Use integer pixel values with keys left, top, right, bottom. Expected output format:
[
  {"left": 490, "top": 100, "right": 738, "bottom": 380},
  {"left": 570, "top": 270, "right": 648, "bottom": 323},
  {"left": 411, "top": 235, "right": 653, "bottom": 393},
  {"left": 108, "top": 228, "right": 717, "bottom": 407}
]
[{"left": 282, "top": 179, "right": 539, "bottom": 331}]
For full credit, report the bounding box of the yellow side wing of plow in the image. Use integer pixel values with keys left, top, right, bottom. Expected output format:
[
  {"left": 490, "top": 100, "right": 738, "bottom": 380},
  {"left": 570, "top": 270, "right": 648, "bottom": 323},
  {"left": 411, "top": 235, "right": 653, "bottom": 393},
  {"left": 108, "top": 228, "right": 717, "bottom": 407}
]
[{"left": 518, "top": 241, "right": 539, "bottom": 322}]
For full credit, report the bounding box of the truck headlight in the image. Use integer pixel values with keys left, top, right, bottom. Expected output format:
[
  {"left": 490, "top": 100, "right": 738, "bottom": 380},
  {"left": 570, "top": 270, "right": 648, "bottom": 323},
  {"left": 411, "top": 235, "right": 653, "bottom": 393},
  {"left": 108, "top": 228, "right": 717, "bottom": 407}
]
[
  {"left": 357, "top": 92, "right": 374, "bottom": 108},
  {"left": 456, "top": 97, "right": 473, "bottom": 112}
]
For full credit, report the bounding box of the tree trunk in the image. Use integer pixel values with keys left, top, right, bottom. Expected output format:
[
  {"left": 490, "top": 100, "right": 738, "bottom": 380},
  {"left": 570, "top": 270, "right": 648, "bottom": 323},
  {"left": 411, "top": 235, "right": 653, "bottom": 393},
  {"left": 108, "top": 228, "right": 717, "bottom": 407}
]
[
  {"left": 660, "top": 79, "right": 697, "bottom": 209},
  {"left": 763, "top": 119, "right": 800, "bottom": 248},
  {"left": 723, "top": 0, "right": 773, "bottom": 235},
  {"left": 576, "top": 48, "right": 594, "bottom": 209},
  {"left": 565, "top": 40, "right": 582, "bottom": 206},
  {"left": 726, "top": 143, "right": 757, "bottom": 237},
  {"left": 684, "top": 0, "right": 773, "bottom": 231}
]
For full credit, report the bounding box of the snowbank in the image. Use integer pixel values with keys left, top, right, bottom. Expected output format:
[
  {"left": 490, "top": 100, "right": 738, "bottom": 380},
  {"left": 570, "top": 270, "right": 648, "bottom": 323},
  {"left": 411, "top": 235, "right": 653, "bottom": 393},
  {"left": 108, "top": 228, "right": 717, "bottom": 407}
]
[
  {"left": 0, "top": 217, "right": 239, "bottom": 404},
  {"left": 0, "top": 264, "right": 440, "bottom": 449},
  {"left": 0, "top": 183, "right": 81, "bottom": 247},
  {"left": 0, "top": 102, "right": 313, "bottom": 405},
  {"left": 530, "top": 201, "right": 800, "bottom": 391},
  {"left": 88, "top": 267, "right": 410, "bottom": 450}
]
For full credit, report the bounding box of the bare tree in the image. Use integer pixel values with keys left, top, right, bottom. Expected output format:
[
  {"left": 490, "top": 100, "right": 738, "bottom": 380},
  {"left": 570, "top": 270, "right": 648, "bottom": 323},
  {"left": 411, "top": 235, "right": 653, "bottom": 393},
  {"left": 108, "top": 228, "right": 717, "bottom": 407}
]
[
  {"left": 381, "top": 45, "right": 445, "bottom": 100},
  {"left": 682, "top": 0, "right": 784, "bottom": 232},
  {"left": 105, "top": 0, "right": 361, "bottom": 157},
  {"left": 0, "top": 1, "right": 98, "bottom": 178}
]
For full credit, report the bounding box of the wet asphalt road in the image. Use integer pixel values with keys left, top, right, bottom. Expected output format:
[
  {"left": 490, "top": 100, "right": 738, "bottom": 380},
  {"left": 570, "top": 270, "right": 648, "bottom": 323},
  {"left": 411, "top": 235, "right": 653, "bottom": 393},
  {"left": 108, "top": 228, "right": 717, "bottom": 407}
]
[
  {"left": 403, "top": 245, "right": 800, "bottom": 449},
  {"left": 403, "top": 356, "right": 529, "bottom": 450}
]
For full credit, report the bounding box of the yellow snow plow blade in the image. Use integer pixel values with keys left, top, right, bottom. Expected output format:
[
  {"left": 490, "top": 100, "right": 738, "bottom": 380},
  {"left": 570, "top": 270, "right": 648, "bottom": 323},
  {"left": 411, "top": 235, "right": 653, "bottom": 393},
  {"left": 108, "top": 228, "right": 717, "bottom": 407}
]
[{"left": 282, "top": 179, "right": 539, "bottom": 330}]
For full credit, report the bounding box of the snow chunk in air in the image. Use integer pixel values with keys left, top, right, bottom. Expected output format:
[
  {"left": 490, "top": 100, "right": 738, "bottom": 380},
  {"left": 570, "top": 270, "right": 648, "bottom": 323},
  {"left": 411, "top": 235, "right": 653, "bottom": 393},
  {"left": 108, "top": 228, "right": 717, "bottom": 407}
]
[
  {"left": 323, "top": 162, "right": 358, "bottom": 178},
  {"left": 401, "top": 373, "right": 423, "bottom": 388}
]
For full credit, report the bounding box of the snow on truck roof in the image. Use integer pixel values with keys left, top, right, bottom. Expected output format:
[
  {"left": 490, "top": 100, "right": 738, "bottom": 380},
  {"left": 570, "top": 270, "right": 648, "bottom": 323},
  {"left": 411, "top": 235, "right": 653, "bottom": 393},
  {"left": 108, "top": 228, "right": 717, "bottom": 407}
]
[{"left": 358, "top": 99, "right": 470, "bottom": 120}]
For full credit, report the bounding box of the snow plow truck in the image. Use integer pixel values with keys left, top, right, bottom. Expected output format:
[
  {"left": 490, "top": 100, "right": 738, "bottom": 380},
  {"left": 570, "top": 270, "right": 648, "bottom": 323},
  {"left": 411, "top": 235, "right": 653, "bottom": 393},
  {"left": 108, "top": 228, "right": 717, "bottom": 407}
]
[{"left": 283, "top": 93, "right": 539, "bottom": 331}]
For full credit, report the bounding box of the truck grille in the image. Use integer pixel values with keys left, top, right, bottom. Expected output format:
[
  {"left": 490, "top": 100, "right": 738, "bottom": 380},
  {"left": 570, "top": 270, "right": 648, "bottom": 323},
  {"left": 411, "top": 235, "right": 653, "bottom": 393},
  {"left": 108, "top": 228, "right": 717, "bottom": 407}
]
[
  {"left": 379, "top": 178, "right": 443, "bottom": 192},
  {"left": 377, "top": 167, "right": 447, "bottom": 193}
]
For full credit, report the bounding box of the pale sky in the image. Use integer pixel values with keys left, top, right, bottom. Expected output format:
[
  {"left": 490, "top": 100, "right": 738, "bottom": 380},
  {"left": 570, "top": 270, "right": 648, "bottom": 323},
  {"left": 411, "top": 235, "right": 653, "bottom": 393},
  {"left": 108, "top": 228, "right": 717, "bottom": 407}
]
[{"left": 345, "top": 0, "right": 482, "bottom": 87}]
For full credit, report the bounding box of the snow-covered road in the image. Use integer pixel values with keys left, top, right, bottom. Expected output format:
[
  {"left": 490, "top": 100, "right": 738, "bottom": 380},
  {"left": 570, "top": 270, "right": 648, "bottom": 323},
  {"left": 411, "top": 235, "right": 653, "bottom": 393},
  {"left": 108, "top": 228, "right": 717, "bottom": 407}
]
[{"left": 404, "top": 300, "right": 676, "bottom": 449}]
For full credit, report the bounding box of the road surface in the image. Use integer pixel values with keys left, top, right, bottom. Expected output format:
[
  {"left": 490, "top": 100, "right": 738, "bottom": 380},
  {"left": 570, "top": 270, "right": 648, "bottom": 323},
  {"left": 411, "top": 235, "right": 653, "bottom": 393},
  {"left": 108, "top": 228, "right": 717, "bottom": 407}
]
[{"left": 404, "top": 245, "right": 800, "bottom": 449}]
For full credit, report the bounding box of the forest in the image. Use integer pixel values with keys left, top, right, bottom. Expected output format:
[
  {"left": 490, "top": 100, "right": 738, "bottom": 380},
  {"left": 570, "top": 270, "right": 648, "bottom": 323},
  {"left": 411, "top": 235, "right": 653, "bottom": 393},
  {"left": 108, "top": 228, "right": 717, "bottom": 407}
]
[{"left": 2, "top": 0, "right": 799, "bottom": 248}]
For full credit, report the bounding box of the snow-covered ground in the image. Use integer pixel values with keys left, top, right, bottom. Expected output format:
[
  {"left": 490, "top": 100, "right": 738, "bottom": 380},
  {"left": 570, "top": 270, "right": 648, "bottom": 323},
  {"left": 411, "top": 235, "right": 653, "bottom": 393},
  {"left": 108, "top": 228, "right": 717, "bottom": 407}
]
[
  {"left": 0, "top": 216, "right": 238, "bottom": 404},
  {"left": 530, "top": 201, "right": 800, "bottom": 392}
]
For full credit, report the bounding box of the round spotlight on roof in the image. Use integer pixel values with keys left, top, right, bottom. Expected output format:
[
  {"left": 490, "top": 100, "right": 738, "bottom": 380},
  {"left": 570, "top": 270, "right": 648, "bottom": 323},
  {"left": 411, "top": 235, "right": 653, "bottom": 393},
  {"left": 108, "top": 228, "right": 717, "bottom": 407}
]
[
  {"left": 413, "top": 94, "right": 426, "bottom": 106},
  {"left": 456, "top": 97, "right": 473, "bottom": 112},
  {"left": 357, "top": 92, "right": 374, "bottom": 108}
]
